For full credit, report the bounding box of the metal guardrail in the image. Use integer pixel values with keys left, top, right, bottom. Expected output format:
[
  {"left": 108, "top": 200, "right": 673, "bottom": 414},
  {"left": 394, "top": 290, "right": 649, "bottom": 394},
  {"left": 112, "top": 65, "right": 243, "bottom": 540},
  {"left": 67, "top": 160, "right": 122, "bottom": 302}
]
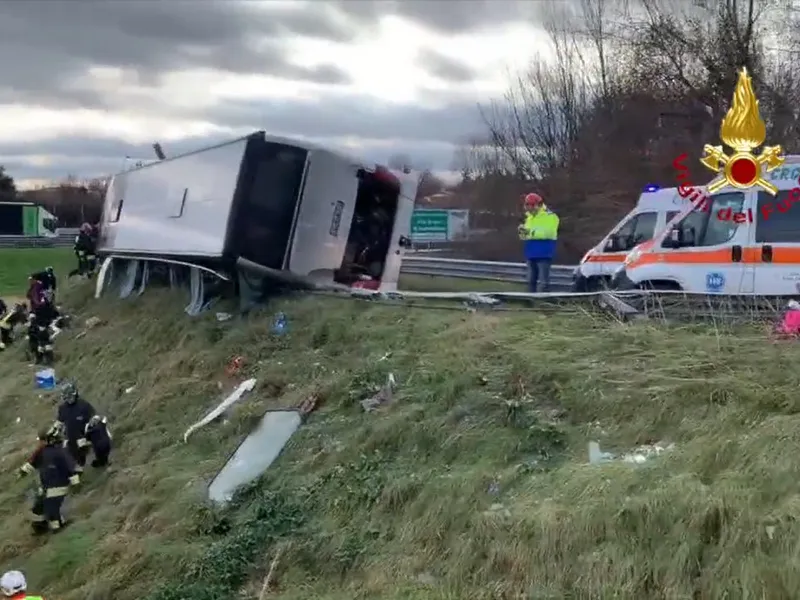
[
  {"left": 0, "top": 233, "right": 74, "bottom": 248},
  {"left": 1, "top": 237, "right": 577, "bottom": 289},
  {"left": 399, "top": 256, "right": 576, "bottom": 290}
]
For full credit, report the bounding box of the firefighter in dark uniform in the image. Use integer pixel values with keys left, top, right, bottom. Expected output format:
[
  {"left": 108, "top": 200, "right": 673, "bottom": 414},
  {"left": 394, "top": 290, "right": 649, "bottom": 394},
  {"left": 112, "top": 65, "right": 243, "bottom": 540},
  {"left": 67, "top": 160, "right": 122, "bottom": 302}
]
[
  {"left": 56, "top": 382, "right": 96, "bottom": 473},
  {"left": 31, "top": 267, "right": 57, "bottom": 304},
  {"left": 73, "top": 223, "right": 97, "bottom": 278},
  {"left": 18, "top": 421, "right": 79, "bottom": 533},
  {"left": 0, "top": 304, "right": 28, "bottom": 351},
  {"left": 26, "top": 313, "right": 54, "bottom": 365},
  {"left": 85, "top": 415, "right": 112, "bottom": 467}
]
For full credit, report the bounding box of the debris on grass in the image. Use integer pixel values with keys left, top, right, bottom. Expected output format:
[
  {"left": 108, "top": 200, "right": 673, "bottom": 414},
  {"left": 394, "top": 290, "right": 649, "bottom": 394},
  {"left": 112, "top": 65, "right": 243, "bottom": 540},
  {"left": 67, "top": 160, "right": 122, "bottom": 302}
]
[
  {"left": 183, "top": 378, "right": 257, "bottom": 442},
  {"left": 207, "top": 409, "right": 302, "bottom": 503},
  {"left": 483, "top": 503, "right": 511, "bottom": 518},
  {"left": 297, "top": 394, "right": 320, "bottom": 417},
  {"left": 257, "top": 544, "right": 284, "bottom": 599},
  {"left": 588, "top": 440, "right": 675, "bottom": 464},
  {"left": 271, "top": 312, "right": 289, "bottom": 335},
  {"left": 225, "top": 355, "right": 245, "bottom": 378},
  {"left": 360, "top": 373, "right": 396, "bottom": 412},
  {"left": 85, "top": 316, "right": 103, "bottom": 329},
  {"left": 34, "top": 368, "right": 56, "bottom": 390},
  {"left": 215, "top": 311, "right": 233, "bottom": 322}
]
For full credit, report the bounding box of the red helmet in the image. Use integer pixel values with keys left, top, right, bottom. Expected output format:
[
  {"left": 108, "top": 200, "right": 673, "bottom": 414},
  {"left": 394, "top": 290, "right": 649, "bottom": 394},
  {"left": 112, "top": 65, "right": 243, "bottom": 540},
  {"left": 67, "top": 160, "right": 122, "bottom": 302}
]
[{"left": 523, "top": 193, "right": 543, "bottom": 209}]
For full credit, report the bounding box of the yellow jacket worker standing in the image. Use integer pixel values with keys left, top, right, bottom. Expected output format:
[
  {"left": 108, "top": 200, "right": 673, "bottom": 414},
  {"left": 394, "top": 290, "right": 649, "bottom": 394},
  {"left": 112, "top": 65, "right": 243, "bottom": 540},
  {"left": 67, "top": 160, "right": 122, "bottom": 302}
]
[{"left": 518, "top": 193, "right": 559, "bottom": 292}]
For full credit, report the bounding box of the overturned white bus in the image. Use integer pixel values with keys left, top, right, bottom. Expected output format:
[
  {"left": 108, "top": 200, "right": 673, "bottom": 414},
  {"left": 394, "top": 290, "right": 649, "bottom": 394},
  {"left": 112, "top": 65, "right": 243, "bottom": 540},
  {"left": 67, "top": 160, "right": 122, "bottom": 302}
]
[{"left": 95, "top": 132, "right": 419, "bottom": 313}]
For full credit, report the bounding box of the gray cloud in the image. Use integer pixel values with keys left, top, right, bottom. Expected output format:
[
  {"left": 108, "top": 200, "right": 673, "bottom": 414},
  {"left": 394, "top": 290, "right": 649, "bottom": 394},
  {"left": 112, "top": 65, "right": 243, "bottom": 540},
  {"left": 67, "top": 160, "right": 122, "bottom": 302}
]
[
  {"left": 419, "top": 50, "right": 478, "bottom": 83},
  {"left": 0, "top": 0, "right": 353, "bottom": 106},
  {"left": 330, "top": 0, "right": 538, "bottom": 34},
  {"left": 1, "top": 134, "right": 460, "bottom": 184},
  {"left": 0, "top": 0, "right": 507, "bottom": 185},
  {"left": 203, "top": 94, "right": 483, "bottom": 145}
]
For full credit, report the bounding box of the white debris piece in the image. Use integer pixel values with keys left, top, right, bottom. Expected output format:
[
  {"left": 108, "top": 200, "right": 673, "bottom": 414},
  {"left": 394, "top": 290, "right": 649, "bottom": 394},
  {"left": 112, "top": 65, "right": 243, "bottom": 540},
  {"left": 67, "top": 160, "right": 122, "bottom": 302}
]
[
  {"left": 621, "top": 442, "right": 675, "bottom": 464},
  {"left": 588, "top": 441, "right": 615, "bottom": 464},
  {"left": 588, "top": 440, "right": 674, "bottom": 465},
  {"left": 361, "top": 373, "right": 396, "bottom": 412},
  {"left": 183, "top": 378, "right": 257, "bottom": 442}
]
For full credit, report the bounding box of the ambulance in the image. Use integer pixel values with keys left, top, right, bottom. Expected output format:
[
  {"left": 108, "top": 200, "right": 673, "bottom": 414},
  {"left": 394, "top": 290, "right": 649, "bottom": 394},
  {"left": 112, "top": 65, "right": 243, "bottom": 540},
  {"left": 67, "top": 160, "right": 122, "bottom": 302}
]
[
  {"left": 611, "top": 162, "right": 800, "bottom": 295},
  {"left": 572, "top": 185, "right": 692, "bottom": 291}
]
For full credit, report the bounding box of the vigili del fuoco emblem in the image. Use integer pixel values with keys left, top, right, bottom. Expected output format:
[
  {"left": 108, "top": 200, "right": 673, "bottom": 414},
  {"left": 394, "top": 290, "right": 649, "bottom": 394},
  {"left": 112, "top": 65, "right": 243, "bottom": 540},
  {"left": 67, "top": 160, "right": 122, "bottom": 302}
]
[{"left": 700, "top": 67, "right": 784, "bottom": 195}]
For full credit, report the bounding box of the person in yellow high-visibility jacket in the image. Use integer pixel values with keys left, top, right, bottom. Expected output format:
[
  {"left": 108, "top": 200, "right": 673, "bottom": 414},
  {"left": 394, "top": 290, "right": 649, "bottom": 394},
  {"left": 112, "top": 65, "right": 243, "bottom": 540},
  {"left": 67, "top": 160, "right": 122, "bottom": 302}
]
[
  {"left": 518, "top": 193, "right": 559, "bottom": 292},
  {"left": 0, "top": 569, "right": 43, "bottom": 599}
]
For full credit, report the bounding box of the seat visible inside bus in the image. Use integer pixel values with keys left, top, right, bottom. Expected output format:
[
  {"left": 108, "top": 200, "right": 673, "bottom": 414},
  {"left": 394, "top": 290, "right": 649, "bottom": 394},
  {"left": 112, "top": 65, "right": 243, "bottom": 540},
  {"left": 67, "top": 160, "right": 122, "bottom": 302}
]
[{"left": 334, "top": 166, "right": 400, "bottom": 288}]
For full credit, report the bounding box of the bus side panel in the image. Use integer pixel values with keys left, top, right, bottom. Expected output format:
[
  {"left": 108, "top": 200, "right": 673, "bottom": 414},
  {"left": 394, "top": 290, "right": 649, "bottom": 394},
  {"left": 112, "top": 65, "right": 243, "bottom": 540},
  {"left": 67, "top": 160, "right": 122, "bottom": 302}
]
[
  {"left": 379, "top": 170, "right": 419, "bottom": 291},
  {"left": 286, "top": 149, "right": 359, "bottom": 279},
  {"left": 98, "top": 138, "right": 248, "bottom": 257}
]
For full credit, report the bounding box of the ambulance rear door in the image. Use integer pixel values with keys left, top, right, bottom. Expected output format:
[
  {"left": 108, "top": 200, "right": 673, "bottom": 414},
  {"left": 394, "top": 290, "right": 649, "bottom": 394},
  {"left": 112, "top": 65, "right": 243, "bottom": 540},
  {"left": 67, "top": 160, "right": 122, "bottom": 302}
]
[{"left": 751, "top": 188, "right": 800, "bottom": 295}]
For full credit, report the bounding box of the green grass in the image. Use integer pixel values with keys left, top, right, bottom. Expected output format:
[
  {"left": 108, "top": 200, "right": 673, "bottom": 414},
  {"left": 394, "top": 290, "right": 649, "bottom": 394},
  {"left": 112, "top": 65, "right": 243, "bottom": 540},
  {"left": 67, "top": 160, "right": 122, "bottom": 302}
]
[
  {"left": 0, "top": 247, "right": 74, "bottom": 296},
  {"left": 1, "top": 272, "right": 800, "bottom": 598}
]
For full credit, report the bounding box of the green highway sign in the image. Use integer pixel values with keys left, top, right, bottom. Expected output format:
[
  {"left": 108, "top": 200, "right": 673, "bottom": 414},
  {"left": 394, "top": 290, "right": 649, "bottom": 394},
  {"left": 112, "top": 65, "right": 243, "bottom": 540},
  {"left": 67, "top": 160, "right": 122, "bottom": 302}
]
[{"left": 411, "top": 209, "right": 449, "bottom": 241}]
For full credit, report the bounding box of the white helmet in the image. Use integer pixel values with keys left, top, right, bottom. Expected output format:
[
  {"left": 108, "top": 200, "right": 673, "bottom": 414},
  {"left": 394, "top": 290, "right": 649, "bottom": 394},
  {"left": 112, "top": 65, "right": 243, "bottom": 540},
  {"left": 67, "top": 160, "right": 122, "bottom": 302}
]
[{"left": 0, "top": 570, "right": 26, "bottom": 596}]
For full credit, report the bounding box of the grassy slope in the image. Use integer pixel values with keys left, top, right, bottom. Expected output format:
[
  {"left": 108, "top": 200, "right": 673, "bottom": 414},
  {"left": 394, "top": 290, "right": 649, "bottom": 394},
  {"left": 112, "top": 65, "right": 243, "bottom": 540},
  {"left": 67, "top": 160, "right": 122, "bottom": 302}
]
[
  {"left": 0, "top": 275, "right": 799, "bottom": 597},
  {"left": 0, "top": 248, "right": 75, "bottom": 296}
]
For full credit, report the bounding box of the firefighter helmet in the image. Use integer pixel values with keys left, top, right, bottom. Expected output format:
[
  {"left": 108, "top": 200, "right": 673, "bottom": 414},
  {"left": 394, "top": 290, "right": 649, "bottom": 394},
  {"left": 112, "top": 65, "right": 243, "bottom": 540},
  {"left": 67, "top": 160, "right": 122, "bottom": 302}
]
[
  {"left": 60, "top": 380, "right": 78, "bottom": 404},
  {"left": 38, "top": 421, "right": 64, "bottom": 444},
  {"left": 0, "top": 570, "right": 26, "bottom": 596}
]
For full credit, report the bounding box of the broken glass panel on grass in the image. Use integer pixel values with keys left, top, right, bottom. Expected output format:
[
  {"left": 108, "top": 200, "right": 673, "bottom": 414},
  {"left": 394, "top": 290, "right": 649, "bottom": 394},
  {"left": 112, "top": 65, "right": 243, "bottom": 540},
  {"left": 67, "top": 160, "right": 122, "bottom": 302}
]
[{"left": 207, "top": 410, "right": 302, "bottom": 504}]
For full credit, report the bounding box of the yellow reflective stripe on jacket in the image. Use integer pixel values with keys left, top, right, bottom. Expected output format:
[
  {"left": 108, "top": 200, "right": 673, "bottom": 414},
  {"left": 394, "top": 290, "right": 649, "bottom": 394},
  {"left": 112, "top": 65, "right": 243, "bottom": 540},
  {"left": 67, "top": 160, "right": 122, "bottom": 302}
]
[
  {"left": 45, "top": 486, "right": 68, "bottom": 498},
  {"left": 69, "top": 474, "right": 80, "bottom": 486},
  {"left": 521, "top": 207, "right": 559, "bottom": 240}
]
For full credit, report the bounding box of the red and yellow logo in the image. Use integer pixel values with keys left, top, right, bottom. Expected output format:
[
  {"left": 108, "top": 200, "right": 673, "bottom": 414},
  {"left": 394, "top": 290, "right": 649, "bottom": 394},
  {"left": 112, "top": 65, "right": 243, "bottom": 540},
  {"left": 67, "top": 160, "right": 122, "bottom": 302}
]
[{"left": 700, "top": 68, "right": 784, "bottom": 195}]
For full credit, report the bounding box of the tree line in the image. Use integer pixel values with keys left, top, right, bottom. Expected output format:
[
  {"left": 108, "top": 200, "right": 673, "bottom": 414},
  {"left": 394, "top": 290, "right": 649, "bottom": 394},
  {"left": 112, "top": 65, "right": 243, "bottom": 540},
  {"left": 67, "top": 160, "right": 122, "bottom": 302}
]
[
  {"left": 0, "top": 167, "right": 108, "bottom": 228},
  {"left": 446, "top": 0, "right": 800, "bottom": 261}
]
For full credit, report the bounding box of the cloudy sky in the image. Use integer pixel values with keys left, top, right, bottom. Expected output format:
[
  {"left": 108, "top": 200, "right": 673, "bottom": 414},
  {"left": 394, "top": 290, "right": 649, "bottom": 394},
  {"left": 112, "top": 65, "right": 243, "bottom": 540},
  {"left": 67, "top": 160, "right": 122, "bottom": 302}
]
[{"left": 0, "top": 0, "right": 549, "bottom": 189}]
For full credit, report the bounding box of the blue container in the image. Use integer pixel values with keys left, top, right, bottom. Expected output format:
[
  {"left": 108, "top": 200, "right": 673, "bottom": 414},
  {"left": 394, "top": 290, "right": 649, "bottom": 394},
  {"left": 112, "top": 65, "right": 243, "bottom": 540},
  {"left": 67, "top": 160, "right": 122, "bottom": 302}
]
[
  {"left": 35, "top": 368, "right": 56, "bottom": 390},
  {"left": 271, "top": 312, "right": 288, "bottom": 335}
]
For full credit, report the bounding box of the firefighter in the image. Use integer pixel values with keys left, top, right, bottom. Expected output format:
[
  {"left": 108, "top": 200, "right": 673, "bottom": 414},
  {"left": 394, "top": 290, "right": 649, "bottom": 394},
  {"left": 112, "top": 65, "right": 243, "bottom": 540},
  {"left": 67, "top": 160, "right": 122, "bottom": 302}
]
[
  {"left": 18, "top": 421, "right": 79, "bottom": 533},
  {"left": 0, "top": 569, "right": 42, "bottom": 599},
  {"left": 0, "top": 304, "right": 28, "bottom": 351},
  {"left": 85, "top": 414, "right": 112, "bottom": 467},
  {"left": 26, "top": 313, "right": 54, "bottom": 365},
  {"left": 30, "top": 267, "right": 57, "bottom": 304},
  {"left": 20, "top": 433, "right": 48, "bottom": 535},
  {"left": 73, "top": 223, "right": 97, "bottom": 278},
  {"left": 56, "top": 381, "right": 96, "bottom": 473}
]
